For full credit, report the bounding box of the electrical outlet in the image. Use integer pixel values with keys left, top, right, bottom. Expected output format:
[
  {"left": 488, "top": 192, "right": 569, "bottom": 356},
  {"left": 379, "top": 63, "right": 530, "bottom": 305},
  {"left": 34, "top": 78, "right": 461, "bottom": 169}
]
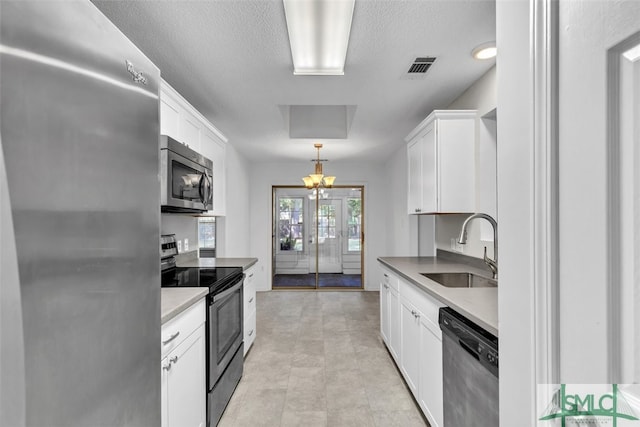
[
  {"left": 177, "top": 240, "right": 182, "bottom": 253},
  {"left": 184, "top": 238, "right": 189, "bottom": 252}
]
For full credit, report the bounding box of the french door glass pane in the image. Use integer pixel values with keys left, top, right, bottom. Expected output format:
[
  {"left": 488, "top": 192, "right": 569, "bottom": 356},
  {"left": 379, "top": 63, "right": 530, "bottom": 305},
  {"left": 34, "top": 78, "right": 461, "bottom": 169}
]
[
  {"left": 279, "top": 197, "right": 304, "bottom": 251},
  {"left": 347, "top": 198, "right": 361, "bottom": 252}
]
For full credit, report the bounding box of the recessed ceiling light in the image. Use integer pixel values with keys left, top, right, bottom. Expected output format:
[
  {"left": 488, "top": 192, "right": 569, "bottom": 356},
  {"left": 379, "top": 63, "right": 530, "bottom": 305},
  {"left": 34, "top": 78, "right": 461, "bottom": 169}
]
[{"left": 471, "top": 42, "right": 497, "bottom": 60}]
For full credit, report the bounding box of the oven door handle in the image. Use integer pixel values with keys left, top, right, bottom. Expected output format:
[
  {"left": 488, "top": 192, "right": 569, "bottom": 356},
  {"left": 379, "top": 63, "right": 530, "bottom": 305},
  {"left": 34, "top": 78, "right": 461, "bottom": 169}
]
[{"left": 213, "top": 278, "right": 243, "bottom": 303}]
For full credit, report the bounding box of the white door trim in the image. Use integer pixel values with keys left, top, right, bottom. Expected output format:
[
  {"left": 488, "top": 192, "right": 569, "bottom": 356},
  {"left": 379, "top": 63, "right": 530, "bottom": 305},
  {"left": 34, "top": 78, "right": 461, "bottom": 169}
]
[
  {"left": 605, "top": 30, "right": 640, "bottom": 383},
  {"left": 532, "top": 0, "right": 560, "bottom": 387}
]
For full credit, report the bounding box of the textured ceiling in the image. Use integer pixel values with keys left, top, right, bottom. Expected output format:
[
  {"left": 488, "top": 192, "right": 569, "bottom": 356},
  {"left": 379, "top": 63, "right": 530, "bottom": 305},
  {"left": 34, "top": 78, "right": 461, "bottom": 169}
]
[{"left": 93, "top": 0, "right": 496, "bottom": 163}]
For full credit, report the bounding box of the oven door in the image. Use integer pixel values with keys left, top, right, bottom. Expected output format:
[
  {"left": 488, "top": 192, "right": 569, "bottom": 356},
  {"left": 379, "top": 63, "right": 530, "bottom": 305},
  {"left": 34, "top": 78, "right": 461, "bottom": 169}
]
[
  {"left": 161, "top": 148, "right": 212, "bottom": 212},
  {"left": 208, "top": 277, "right": 243, "bottom": 388}
]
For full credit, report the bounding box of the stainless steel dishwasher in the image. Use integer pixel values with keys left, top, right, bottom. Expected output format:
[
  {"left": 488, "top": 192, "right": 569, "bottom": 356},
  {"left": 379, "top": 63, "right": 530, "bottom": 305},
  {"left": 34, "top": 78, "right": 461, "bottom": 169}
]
[{"left": 439, "top": 307, "right": 499, "bottom": 427}]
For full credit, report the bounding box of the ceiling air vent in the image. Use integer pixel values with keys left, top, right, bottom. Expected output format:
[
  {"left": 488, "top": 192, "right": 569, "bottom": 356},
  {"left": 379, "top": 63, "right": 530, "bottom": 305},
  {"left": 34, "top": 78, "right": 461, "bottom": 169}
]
[
  {"left": 408, "top": 57, "right": 436, "bottom": 74},
  {"left": 401, "top": 56, "right": 437, "bottom": 80}
]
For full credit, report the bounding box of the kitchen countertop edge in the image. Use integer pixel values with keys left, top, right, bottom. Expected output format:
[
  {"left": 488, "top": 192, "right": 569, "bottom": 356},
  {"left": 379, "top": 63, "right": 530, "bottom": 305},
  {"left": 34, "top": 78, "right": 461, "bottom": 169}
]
[
  {"left": 378, "top": 256, "right": 498, "bottom": 336},
  {"left": 161, "top": 288, "right": 209, "bottom": 325}
]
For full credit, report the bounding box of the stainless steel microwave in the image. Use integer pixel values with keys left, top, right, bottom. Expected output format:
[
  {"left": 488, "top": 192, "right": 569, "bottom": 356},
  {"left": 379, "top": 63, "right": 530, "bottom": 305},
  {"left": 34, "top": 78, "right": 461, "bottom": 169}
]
[{"left": 160, "top": 135, "right": 213, "bottom": 213}]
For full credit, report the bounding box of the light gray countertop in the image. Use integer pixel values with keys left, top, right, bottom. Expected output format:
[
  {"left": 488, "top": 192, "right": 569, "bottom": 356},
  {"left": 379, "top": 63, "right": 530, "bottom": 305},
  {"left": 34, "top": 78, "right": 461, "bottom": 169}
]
[
  {"left": 378, "top": 256, "right": 498, "bottom": 336},
  {"left": 176, "top": 257, "right": 258, "bottom": 271},
  {"left": 161, "top": 288, "right": 208, "bottom": 325}
]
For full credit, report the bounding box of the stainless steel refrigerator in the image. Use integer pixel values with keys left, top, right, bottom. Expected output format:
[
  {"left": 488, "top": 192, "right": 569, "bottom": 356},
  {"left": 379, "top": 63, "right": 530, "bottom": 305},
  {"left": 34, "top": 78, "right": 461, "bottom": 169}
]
[{"left": 0, "top": 2, "right": 161, "bottom": 425}]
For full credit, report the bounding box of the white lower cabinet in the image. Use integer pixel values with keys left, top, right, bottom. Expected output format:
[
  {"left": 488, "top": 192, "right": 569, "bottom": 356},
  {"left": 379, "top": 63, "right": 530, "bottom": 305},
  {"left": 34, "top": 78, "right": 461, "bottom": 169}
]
[
  {"left": 419, "top": 316, "right": 444, "bottom": 427},
  {"left": 400, "top": 297, "right": 421, "bottom": 395},
  {"left": 243, "top": 265, "right": 257, "bottom": 356},
  {"left": 380, "top": 267, "right": 401, "bottom": 363},
  {"left": 379, "top": 263, "right": 444, "bottom": 427},
  {"left": 161, "top": 299, "right": 206, "bottom": 427},
  {"left": 388, "top": 288, "right": 400, "bottom": 362}
]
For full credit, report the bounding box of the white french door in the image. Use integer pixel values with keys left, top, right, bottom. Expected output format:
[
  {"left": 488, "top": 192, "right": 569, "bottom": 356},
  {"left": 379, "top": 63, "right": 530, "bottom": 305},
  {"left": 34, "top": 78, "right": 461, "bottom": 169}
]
[{"left": 309, "top": 199, "right": 343, "bottom": 274}]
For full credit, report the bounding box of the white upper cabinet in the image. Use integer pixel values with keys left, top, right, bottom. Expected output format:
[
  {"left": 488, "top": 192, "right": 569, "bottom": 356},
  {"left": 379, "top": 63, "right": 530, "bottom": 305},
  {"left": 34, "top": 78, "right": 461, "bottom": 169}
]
[
  {"left": 160, "top": 80, "right": 227, "bottom": 216},
  {"left": 180, "top": 113, "right": 202, "bottom": 153},
  {"left": 160, "top": 92, "right": 180, "bottom": 141},
  {"left": 406, "top": 110, "right": 476, "bottom": 214}
]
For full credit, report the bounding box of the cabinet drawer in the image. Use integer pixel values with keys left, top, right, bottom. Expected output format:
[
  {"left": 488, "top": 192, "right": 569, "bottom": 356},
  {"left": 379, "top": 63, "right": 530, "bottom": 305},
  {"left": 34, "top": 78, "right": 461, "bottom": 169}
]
[
  {"left": 244, "top": 269, "right": 256, "bottom": 318},
  {"left": 399, "top": 279, "right": 444, "bottom": 329},
  {"left": 243, "top": 310, "right": 256, "bottom": 356},
  {"left": 381, "top": 268, "right": 399, "bottom": 292},
  {"left": 161, "top": 298, "right": 205, "bottom": 359}
]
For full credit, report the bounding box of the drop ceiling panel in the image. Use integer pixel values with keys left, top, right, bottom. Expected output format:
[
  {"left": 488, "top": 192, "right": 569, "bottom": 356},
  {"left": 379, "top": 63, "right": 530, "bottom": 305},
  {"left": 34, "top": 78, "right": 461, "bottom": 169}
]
[{"left": 289, "top": 105, "right": 354, "bottom": 139}]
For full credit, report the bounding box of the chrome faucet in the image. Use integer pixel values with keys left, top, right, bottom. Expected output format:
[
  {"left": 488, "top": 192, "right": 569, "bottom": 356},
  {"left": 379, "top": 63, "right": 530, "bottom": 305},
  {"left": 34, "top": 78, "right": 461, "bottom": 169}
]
[{"left": 457, "top": 213, "right": 498, "bottom": 279}]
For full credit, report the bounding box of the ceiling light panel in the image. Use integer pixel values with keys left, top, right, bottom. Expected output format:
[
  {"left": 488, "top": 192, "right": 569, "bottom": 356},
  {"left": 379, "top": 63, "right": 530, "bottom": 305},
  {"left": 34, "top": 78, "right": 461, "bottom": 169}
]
[{"left": 283, "top": 0, "right": 355, "bottom": 75}]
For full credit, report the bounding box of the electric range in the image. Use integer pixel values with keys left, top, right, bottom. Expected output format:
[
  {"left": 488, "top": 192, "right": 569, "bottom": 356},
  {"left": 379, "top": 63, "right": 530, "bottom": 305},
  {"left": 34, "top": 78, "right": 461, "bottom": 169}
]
[
  {"left": 161, "top": 266, "right": 244, "bottom": 293},
  {"left": 159, "top": 234, "right": 244, "bottom": 427}
]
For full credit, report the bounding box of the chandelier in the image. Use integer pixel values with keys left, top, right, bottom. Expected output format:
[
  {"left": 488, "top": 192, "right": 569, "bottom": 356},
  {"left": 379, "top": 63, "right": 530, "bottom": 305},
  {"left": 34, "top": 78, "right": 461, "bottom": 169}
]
[{"left": 301, "top": 143, "right": 336, "bottom": 189}]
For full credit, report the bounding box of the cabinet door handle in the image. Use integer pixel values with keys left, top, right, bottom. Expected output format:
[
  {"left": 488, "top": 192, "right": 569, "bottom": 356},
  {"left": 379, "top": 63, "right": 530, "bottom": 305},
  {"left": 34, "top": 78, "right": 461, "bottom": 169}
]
[
  {"left": 162, "top": 363, "right": 171, "bottom": 371},
  {"left": 249, "top": 273, "right": 254, "bottom": 278},
  {"left": 169, "top": 356, "right": 178, "bottom": 364},
  {"left": 248, "top": 329, "right": 254, "bottom": 337},
  {"left": 383, "top": 284, "right": 389, "bottom": 289},
  {"left": 383, "top": 274, "right": 389, "bottom": 278},
  {"left": 162, "top": 331, "right": 180, "bottom": 345},
  {"left": 249, "top": 297, "right": 254, "bottom": 303}
]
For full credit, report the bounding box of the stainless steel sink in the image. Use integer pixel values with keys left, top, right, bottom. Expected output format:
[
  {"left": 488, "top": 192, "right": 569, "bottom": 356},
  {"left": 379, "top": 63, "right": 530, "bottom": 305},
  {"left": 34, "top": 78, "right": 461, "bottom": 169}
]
[{"left": 420, "top": 272, "right": 497, "bottom": 288}]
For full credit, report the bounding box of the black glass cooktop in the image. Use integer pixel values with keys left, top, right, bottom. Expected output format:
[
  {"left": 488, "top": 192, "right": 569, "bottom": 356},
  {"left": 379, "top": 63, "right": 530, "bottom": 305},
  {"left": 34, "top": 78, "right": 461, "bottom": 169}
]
[{"left": 161, "top": 266, "right": 243, "bottom": 294}]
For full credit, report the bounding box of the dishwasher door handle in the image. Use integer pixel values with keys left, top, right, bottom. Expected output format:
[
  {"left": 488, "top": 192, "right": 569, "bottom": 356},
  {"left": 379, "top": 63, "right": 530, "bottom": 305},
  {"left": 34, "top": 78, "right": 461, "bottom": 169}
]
[{"left": 459, "top": 339, "right": 480, "bottom": 360}]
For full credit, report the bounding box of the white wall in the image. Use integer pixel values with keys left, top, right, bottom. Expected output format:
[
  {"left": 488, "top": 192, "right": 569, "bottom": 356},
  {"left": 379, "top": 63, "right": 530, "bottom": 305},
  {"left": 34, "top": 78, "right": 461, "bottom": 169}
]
[
  {"left": 383, "top": 145, "right": 419, "bottom": 257},
  {"left": 435, "top": 66, "right": 497, "bottom": 260},
  {"left": 248, "top": 160, "right": 387, "bottom": 292},
  {"left": 216, "top": 144, "right": 251, "bottom": 257}
]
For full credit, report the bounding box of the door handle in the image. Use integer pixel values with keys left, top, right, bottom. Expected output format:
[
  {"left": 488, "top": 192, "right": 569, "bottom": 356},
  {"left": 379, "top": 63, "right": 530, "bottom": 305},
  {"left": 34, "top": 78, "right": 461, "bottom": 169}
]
[
  {"left": 199, "top": 170, "right": 212, "bottom": 209},
  {"left": 162, "top": 331, "right": 180, "bottom": 345}
]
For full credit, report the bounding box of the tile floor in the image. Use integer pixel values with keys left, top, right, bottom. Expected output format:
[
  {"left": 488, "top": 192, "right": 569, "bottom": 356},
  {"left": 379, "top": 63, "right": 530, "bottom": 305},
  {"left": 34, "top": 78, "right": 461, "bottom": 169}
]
[{"left": 218, "top": 291, "right": 429, "bottom": 427}]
